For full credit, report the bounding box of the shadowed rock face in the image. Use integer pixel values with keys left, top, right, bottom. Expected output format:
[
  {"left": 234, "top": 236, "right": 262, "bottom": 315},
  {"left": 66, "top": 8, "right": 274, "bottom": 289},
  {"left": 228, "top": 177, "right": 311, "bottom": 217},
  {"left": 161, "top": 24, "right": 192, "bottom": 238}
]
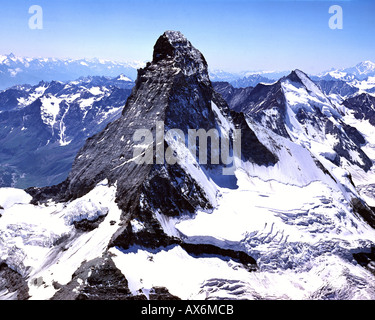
[
  {"left": 316, "top": 79, "right": 358, "bottom": 97},
  {"left": 0, "top": 263, "right": 29, "bottom": 300},
  {"left": 353, "top": 247, "right": 375, "bottom": 276},
  {"left": 51, "top": 256, "right": 180, "bottom": 300},
  {"left": 343, "top": 93, "right": 375, "bottom": 126},
  {"left": 213, "top": 82, "right": 254, "bottom": 114}
]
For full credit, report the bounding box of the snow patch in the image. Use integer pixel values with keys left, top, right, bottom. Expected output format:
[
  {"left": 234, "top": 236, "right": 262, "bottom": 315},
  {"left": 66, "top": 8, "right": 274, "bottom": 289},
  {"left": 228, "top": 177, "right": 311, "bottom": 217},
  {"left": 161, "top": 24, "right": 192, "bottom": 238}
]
[
  {"left": 0, "top": 188, "right": 32, "bottom": 209},
  {"left": 0, "top": 180, "right": 122, "bottom": 300},
  {"left": 40, "top": 95, "right": 62, "bottom": 128}
]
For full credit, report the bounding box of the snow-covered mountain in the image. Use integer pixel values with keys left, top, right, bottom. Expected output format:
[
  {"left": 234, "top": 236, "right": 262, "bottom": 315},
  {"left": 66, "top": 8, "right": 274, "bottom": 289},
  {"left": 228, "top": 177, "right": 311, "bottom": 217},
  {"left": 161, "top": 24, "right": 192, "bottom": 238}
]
[
  {"left": 210, "top": 62, "right": 375, "bottom": 92},
  {"left": 230, "top": 74, "right": 275, "bottom": 88},
  {"left": 0, "top": 75, "right": 134, "bottom": 188},
  {"left": 319, "top": 61, "right": 375, "bottom": 81},
  {"left": 208, "top": 69, "right": 240, "bottom": 83},
  {"left": 1, "top": 31, "right": 375, "bottom": 301},
  {"left": 342, "top": 61, "right": 375, "bottom": 80},
  {"left": 0, "top": 53, "right": 143, "bottom": 90},
  {"left": 209, "top": 69, "right": 289, "bottom": 88}
]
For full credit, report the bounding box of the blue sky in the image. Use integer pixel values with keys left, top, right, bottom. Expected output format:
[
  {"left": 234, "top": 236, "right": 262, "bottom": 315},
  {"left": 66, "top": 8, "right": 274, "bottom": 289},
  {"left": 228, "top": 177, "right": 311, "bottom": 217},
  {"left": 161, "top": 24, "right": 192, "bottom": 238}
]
[{"left": 0, "top": 0, "right": 374, "bottom": 74}]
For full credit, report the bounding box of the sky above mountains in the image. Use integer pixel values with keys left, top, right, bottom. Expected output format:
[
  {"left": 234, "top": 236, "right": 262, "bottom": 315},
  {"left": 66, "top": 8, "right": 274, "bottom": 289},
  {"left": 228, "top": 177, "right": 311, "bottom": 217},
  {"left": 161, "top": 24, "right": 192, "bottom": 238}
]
[{"left": 0, "top": 0, "right": 374, "bottom": 74}]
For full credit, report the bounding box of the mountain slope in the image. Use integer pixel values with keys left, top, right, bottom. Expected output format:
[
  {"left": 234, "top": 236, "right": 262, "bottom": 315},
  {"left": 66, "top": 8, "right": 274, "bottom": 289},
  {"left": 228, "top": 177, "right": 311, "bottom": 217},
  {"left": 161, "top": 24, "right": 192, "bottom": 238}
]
[
  {"left": 222, "top": 69, "right": 373, "bottom": 173},
  {"left": 316, "top": 61, "right": 375, "bottom": 96},
  {"left": 0, "top": 76, "right": 134, "bottom": 188},
  {"left": 1, "top": 31, "right": 375, "bottom": 300},
  {"left": 342, "top": 61, "right": 375, "bottom": 80}
]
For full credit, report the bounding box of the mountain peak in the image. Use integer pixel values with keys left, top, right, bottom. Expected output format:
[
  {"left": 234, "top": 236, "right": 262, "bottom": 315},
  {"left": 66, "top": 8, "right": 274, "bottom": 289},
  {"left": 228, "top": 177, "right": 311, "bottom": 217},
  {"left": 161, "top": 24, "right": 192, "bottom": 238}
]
[
  {"left": 284, "top": 69, "right": 312, "bottom": 85},
  {"left": 282, "top": 69, "right": 332, "bottom": 109},
  {"left": 116, "top": 74, "right": 132, "bottom": 82},
  {"left": 152, "top": 30, "right": 209, "bottom": 82},
  {"left": 164, "top": 30, "right": 187, "bottom": 43},
  {"left": 152, "top": 30, "right": 190, "bottom": 63},
  {"left": 356, "top": 60, "right": 375, "bottom": 73},
  {"left": 357, "top": 60, "right": 375, "bottom": 66}
]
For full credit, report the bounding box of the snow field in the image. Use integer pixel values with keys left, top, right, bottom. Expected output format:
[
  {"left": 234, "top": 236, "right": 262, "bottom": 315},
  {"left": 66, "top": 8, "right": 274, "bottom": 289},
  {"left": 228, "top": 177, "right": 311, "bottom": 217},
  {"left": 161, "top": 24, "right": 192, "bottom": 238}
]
[{"left": 0, "top": 180, "right": 122, "bottom": 300}]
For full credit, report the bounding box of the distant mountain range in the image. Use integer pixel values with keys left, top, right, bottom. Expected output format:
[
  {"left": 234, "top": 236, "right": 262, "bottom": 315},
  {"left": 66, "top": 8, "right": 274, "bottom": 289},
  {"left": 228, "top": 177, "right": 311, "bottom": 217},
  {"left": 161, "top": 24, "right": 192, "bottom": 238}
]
[
  {"left": 209, "top": 69, "right": 290, "bottom": 87},
  {"left": 0, "top": 75, "right": 134, "bottom": 188},
  {"left": 0, "top": 53, "right": 143, "bottom": 90},
  {"left": 2, "top": 52, "right": 375, "bottom": 92},
  {"left": 318, "top": 61, "right": 375, "bottom": 81},
  {"left": 210, "top": 61, "right": 375, "bottom": 89}
]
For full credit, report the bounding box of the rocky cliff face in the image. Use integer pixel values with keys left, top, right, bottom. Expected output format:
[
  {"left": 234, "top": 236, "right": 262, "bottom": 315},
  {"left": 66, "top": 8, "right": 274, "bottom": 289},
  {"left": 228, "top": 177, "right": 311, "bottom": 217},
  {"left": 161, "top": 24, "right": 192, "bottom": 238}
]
[{"left": 343, "top": 93, "right": 375, "bottom": 126}]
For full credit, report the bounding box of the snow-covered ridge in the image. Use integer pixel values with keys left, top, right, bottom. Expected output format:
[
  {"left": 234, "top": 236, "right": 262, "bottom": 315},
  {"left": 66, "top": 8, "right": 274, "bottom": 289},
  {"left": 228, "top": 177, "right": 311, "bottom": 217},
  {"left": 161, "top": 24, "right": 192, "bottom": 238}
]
[
  {"left": 0, "top": 180, "right": 122, "bottom": 300},
  {"left": 209, "top": 61, "right": 375, "bottom": 91},
  {"left": 111, "top": 134, "right": 375, "bottom": 299},
  {"left": 318, "top": 61, "right": 375, "bottom": 82},
  {"left": 3, "top": 76, "right": 134, "bottom": 144},
  {"left": 0, "top": 75, "right": 134, "bottom": 189},
  {"left": 282, "top": 69, "right": 337, "bottom": 117}
]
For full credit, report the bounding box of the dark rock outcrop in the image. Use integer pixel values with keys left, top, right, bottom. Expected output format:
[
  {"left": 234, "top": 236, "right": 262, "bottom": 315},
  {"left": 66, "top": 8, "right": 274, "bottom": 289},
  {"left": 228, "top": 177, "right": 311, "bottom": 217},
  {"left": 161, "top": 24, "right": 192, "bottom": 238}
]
[
  {"left": 212, "top": 82, "right": 254, "bottom": 112},
  {"left": 351, "top": 198, "right": 375, "bottom": 229},
  {"left": 51, "top": 255, "right": 179, "bottom": 300},
  {"left": 353, "top": 247, "right": 375, "bottom": 276},
  {"left": 316, "top": 79, "right": 358, "bottom": 98},
  {"left": 0, "top": 263, "right": 29, "bottom": 300},
  {"left": 343, "top": 93, "right": 375, "bottom": 126},
  {"left": 180, "top": 243, "right": 257, "bottom": 271},
  {"left": 73, "top": 214, "right": 107, "bottom": 232},
  {"left": 325, "top": 120, "right": 372, "bottom": 171}
]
